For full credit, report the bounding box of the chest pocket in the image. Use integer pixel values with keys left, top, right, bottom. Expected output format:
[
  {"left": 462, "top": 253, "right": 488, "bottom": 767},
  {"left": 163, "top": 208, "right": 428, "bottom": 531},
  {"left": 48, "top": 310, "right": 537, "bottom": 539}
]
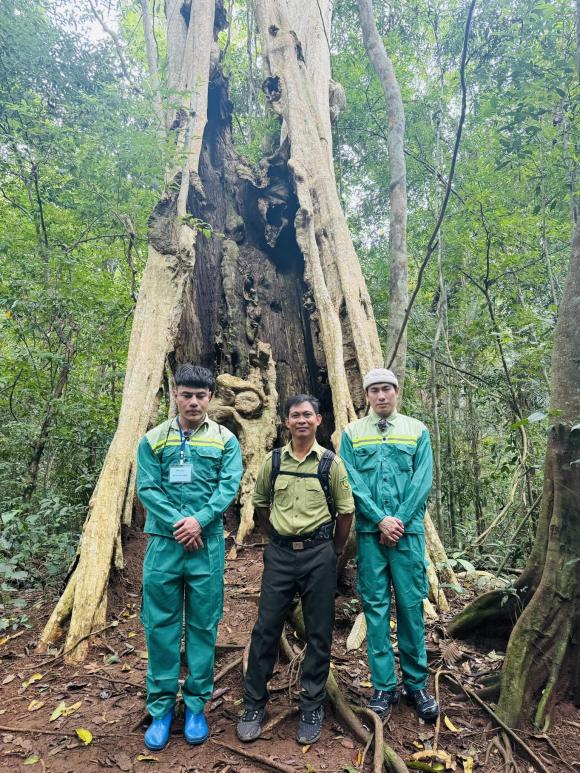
[
  {"left": 304, "top": 478, "right": 327, "bottom": 506},
  {"left": 273, "top": 477, "right": 290, "bottom": 507},
  {"left": 354, "top": 445, "right": 378, "bottom": 472},
  {"left": 390, "top": 443, "right": 415, "bottom": 472},
  {"left": 192, "top": 445, "right": 222, "bottom": 478}
]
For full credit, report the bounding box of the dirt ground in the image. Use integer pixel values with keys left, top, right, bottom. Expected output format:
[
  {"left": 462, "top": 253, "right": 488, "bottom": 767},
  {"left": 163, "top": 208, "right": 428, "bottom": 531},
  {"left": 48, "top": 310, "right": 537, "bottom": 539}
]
[{"left": 1, "top": 528, "right": 579, "bottom": 773}]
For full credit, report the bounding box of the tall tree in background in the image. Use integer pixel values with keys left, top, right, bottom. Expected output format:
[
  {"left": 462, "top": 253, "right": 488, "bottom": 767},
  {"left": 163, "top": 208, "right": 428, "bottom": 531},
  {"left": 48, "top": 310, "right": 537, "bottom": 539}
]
[{"left": 356, "top": 0, "right": 408, "bottom": 387}]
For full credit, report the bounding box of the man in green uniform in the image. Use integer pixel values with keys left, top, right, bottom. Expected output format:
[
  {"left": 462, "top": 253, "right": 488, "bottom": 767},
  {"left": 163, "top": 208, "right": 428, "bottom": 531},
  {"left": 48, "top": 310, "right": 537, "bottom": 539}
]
[
  {"left": 340, "top": 368, "right": 439, "bottom": 721},
  {"left": 237, "top": 395, "right": 354, "bottom": 745},
  {"left": 137, "top": 364, "right": 243, "bottom": 750}
]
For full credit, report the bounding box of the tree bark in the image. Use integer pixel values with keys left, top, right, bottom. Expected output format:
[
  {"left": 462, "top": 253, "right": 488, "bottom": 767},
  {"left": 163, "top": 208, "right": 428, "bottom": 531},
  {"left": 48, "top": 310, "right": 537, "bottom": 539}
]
[
  {"left": 356, "top": 0, "right": 408, "bottom": 388},
  {"left": 254, "top": 0, "right": 383, "bottom": 445}
]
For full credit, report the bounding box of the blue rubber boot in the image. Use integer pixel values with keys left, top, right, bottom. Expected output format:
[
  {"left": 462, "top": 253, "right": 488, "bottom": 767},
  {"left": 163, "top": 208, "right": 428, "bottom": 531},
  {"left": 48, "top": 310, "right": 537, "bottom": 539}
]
[
  {"left": 144, "top": 710, "right": 174, "bottom": 750},
  {"left": 184, "top": 707, "right": 209, "bottom": 745}
]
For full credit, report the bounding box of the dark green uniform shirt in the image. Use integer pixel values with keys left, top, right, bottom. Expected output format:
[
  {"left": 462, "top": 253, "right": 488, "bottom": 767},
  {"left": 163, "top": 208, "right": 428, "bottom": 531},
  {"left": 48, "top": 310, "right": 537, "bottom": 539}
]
[
  {"left": 340, "top": 410, "right": 433, "bottom": 534},
  {"left": 137, "top": 415, "right": 243, "bottom": 538}
]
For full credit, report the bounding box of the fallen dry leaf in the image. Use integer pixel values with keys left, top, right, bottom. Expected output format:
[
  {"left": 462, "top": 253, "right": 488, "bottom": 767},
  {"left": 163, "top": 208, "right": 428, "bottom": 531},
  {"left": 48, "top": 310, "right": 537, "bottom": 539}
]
[
  {"left": 27, "top": 700, "right": 45, "bottom": 712},
  {"left": 444, "top": 715, "right": 462, "bottom": 733},
  {"left": 75, "top": 728, "right": 93, "bottom": 745},
  {"left": 61, "top": 700, "right": 82, "bottom": 717},
  {"left": 22, "top": 673, "right": 43, "bottom": 689},
  {"left": 346, "top": 612, "right": 367, "bottom": 651},
  {"left": 409, "top": 749, "right": 456, "bottom": 770},
  {"left": 50, "top": 701, "right": 67, "bottom": 721}
]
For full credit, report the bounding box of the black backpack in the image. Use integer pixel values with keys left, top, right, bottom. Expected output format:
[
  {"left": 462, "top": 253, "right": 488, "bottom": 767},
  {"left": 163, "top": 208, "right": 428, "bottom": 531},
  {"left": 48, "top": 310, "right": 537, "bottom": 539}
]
[{"left": 269, "top": 447, "right": 336, "bottom": 520}]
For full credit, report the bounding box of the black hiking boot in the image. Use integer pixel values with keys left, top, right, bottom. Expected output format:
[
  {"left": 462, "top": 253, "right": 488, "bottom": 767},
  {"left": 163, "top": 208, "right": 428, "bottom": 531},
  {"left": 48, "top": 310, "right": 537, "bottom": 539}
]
[
  {"left": 236, "top": 706, "right": 266, "bottom": 742},
  {"left": 296, "top": 706, "right": 324, "bottom": 745},
  {"left": 406, "top": 688, "right": 439, "bottom": 721},
  {"left": 368, "top": 689, "right": 399, "bottom": 717}
]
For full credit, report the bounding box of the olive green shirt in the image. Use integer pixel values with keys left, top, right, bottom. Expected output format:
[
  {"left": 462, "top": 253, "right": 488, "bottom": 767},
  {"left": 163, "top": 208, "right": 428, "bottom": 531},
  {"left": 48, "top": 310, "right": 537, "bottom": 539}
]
[{"left": 253, "top": 440, "right": 355, "bottom": 536}]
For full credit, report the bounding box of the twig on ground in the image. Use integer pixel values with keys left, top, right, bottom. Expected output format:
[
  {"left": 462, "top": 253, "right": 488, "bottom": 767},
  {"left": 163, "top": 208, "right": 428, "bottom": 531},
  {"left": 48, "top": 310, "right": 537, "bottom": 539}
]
[
  {"left": 131, "top": 712, "right": 148, "bottom": 732},
  {"left": 433, "top": 666, "right": 442, "bottom": 750},
  {"left": 358, "top": 729, "right": 375, "bottom": 773},
  {"left": 215, "top": 654, "right": 244, "bottom": 684},
  {"left": 441, "top": 672, "right": 551, "bottom": 773},
  {"left": 261, "top": 706, "right": 298, "bottom": 734},
  {"left": 211, "top": 739, "right": 297, "bottom": 773},
  {"left": 26, "top": 621, "right": 120, "bottom": 669},
  {"left": 0, "top": 724, "right": 143, "bottom": 738},
  {"left": 242, "top": 641, "right": 251, "bottom": 677},
  {"left": 528, "top": 732, "right": 575, "bottom": 771}
]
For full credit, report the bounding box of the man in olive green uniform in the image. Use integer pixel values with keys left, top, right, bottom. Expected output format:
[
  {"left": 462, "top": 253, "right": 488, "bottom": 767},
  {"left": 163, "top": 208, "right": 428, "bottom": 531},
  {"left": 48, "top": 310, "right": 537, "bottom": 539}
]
[
  {"left": 237, "top": 395, "right": 354, "bottom": 745},
  {"left": 137, "top": 364, "right": 243, "bottom": 750},
  {"left": 340, "top": 368, "right": 439, "bottom": 721}
]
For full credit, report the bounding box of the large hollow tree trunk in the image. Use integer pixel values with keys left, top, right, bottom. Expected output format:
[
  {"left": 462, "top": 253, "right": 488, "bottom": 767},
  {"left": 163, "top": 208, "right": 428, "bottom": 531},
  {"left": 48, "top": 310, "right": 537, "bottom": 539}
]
[
  {"left": 42, "top": 0, "right": 452, "bottom": 661},
  {"left": 450, "top": 217, "right": 580, "bottom": 728}
]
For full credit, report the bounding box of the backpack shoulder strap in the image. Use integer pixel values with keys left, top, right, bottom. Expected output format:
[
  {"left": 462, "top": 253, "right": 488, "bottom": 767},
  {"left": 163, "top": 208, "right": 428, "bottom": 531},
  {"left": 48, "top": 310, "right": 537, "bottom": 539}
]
[
  {"left": 317, "top": 449, "right": 336, "bottom": 520},
  {"left": 269, "top": 447, "right": 282, "bottom": 505}
]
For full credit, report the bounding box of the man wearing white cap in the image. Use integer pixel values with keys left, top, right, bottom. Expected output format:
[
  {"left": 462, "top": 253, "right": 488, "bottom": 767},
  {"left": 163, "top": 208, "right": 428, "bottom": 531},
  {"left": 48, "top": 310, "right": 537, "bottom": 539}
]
[{"left": 340, "top": 368, "right": 438, "bottom": 721}]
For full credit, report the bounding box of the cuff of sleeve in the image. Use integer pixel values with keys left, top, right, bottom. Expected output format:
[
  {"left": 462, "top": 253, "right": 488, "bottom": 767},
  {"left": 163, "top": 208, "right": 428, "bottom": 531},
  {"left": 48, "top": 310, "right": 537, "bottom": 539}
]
[
  {"left": 194, "top": 507, "right": 214, "bottom": 529},
  {"left": 366, "top": 507, "right": 386, "bottom": 525},
  {"left": 252, "top": 497, "right": 270, "bottom": 509},
  {"left": 393, "top": 510, "right": 407, "bottom": 525}
]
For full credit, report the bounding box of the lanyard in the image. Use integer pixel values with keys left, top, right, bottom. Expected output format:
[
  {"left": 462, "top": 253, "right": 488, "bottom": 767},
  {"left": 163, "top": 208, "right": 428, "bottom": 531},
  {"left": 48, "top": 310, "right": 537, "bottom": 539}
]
[{"left": 176, "top": 417, "right": 192, "bottom": 465}]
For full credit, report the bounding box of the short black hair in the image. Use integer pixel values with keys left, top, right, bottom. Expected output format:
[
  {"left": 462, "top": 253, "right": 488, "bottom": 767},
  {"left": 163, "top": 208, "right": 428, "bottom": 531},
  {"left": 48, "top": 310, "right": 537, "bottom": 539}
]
[
  {"left": 284, "top": 394, "right": 321, "bottom": 417},
  {"left": 174, "top": 364, "right": 215, "bottom": 393}
]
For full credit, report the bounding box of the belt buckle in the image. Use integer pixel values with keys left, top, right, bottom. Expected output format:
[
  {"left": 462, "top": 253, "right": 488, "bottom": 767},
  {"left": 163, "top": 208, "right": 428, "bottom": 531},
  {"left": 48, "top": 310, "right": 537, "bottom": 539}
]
[{"left": 291, "top": 541, "right": 305, "bottom": 551}]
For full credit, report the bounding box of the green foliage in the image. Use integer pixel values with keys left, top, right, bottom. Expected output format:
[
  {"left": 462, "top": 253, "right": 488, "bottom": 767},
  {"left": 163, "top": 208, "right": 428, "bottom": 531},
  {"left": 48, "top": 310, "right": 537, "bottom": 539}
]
[{"left": 0, "top": 0, "right": 162, "bottom": 596}]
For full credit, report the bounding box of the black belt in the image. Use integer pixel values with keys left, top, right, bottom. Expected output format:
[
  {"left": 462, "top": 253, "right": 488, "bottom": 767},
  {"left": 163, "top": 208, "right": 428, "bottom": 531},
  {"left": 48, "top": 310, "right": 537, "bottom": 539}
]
[{"left": 271, "top": 521, "right": 334, "bottom": 551}]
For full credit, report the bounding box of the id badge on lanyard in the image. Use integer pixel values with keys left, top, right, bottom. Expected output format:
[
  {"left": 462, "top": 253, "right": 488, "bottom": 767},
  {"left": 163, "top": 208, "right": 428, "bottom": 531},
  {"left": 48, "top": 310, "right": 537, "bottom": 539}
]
[{"left": 169, "top": 421, "right": 193, "bottom": 484}]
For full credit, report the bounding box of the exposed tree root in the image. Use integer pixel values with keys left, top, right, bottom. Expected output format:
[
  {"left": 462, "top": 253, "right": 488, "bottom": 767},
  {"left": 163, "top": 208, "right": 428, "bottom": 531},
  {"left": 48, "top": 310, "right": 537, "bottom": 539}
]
[
  {"left": 447, "top": 587, "right": 522, "bottom": 642},
  {"left": 35, "top": 620, "right": 119, "bottom": 668},
  {"left": 211, "top": 739, "right": 297, "bottom": 773},
  {"left": 353, "top": 706, "right": 386, "bottom": 773}
]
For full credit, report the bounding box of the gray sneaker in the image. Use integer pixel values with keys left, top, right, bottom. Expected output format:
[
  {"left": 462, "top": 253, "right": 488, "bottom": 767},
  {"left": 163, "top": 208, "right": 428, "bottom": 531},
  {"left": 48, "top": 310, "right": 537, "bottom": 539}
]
[
  {"left": 236, "top": 706, "right": 266, "bottom": 742},
  {"left": 296, "top": 706, "right": 324, "bottom": 744}
]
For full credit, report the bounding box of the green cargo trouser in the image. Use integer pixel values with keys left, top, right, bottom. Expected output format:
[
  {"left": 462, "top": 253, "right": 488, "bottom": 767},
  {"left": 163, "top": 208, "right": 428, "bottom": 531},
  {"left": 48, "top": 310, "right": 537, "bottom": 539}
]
[
  {"left": 140, "top": 534, "right": 225, "bottom": 717},
  {"left": 357, "top": 532, "right": 428, "bottom": 692},
  {"left": 244, "top": 540, "right": 337, "bottom": 711}
]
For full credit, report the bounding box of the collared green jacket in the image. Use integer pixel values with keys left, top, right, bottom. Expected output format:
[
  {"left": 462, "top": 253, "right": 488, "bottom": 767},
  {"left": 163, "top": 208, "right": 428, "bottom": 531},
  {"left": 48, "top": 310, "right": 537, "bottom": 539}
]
[
  {"left": 340, "top": 410, "right": 433, "bottom": 534},
  {"left": 137, "top": 415, "right": 243, "bottom": 538}
]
